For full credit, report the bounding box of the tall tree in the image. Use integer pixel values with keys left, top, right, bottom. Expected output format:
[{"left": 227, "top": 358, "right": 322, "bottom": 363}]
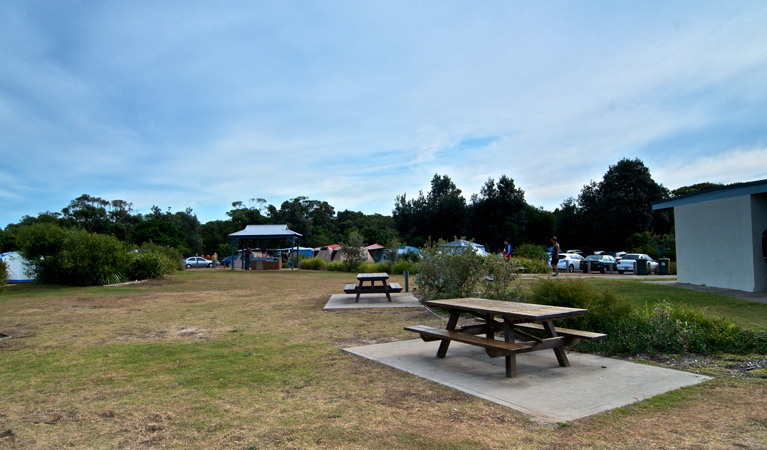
[
  {"left": 577, "top": 158, "right": 669, "bottom": 249},
  {"left": 468, "top": 175, "right": 526, "bottom": 250},
  {"left": 671, "top": 182, "right": 724, "bottom": 197},
  {"left": 393, "top": 174, "right": 468, "bottom": 245},
  {"left": 61, "top": 194, "right": 111, "bottom": 234}
]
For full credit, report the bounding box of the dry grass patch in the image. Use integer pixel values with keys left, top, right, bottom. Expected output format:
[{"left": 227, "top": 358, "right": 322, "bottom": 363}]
[{"left": 0, "top": 270, "right": 765, "bottom": 449}]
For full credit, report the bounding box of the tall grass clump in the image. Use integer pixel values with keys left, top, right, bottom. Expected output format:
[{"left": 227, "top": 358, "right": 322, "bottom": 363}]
[
  {"left": 126, "top": 243, "right": 183, "bottom": 281},
  {"left": 528, "top": 279, "right": 767, "bottom": 356},
  {"left": 298, "top": 257, "right": 328, "bottom": 270}
]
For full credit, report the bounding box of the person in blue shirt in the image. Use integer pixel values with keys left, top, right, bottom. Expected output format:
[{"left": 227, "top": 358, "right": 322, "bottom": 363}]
[{"left": 502, "top": 238, "right": 512, "bottom": 260}]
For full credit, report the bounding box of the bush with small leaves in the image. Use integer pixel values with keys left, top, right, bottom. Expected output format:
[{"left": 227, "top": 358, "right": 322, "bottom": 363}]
[{"left": 298, "top": 257, "right": 328, "bottom": 271}]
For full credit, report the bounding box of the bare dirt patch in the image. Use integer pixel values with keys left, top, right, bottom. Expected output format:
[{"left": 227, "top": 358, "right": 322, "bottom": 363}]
[{"left": 113, "top": 327, "right": 211, "bottom": 342}]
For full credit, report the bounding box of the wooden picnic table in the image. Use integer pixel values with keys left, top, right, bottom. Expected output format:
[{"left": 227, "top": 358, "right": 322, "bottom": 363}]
[
  {"left": 344, "top": 273, "right": 403, "bottom": 303},
  {"left": 405, "top": 297, "right": 606, "bottom": 377}
]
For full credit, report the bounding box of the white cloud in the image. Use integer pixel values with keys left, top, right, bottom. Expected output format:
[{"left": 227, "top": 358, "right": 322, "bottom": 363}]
[{"left": 653, "top": 147, "right": 767, "bottom": 190}]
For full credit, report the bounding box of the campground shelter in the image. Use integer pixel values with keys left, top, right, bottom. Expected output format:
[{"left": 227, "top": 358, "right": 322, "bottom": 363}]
[
  {"left": 228, "top": 225, "right": 302, "bottom": 271},
  {"left": 652, "top": 179, "right": 767, "bottom": 293}
]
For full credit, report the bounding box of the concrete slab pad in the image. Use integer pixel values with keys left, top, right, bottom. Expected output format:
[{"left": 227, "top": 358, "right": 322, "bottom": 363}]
[
  {"left": 344, "top": 339, "right": 711, "bottom": 424},
  {"left": 324, "top": 293, "right": 423, "bottom": 310}
]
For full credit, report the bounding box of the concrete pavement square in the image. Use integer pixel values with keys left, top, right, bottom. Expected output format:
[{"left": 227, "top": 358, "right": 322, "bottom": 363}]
[
  {"left": 345, "top": 339, "right": 711, "bottom": 423},
  {"left": 324, "top": 293, "right": 423, "bottom": 309}
]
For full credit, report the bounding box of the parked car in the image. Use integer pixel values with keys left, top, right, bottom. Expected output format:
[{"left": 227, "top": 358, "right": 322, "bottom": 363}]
[
  {"left": 616, "top": 253, "right": 658, "bottom": 274},
  {"left": 185, "top": 256, "right": 212, "bottom": 268},
  {"left": 557, "top": 253, "right": 584, "bottom": 272},
  {"left": 580, "top": 254, "right": 617, "bottom": 273}
]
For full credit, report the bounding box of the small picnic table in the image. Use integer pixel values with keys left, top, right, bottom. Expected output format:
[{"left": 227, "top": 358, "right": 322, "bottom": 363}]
[
  {"left": 344, "top": 273, "right": 403, "bottom": 303},
  {"left": 406, "top": 298, "right": 606, "bottom": 377}
]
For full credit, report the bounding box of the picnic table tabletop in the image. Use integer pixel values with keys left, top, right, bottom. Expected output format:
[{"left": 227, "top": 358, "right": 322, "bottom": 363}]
[
  {"left": 356, "top": 272, "right": 389, "bottom": 281},
  {"left": 425, "top": 298, "right": 587, "bottom": 321}
]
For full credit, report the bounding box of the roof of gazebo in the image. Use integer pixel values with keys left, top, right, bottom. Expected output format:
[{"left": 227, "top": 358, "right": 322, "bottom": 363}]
[{"left": 229, "top": 224, "right": 302, "bottom": 240}]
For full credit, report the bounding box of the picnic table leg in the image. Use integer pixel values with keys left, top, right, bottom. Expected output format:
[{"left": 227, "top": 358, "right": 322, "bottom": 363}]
[
  {"left": 503, "top": 319, "right": 517, "bottom": 378},
  {"left": 383, "top": 280, "right": 392, "bottom": 302},
  {"left": 541, "top": 320, "right": 570, "bottom": 367},
  {"left": 355, "top": 280, "right": 363, "bottom": 303},
  {"left": 436, "top": 310, "right": 460, "bottom": 358}
]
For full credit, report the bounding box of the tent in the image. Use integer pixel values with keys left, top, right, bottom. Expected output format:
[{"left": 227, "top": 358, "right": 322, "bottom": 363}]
[
  {"left": 398, "top": 246, "right": 421, "bottom": 256},
  {"left": 365, "top": 244, "right": 386, "bottom": 262},
  {"left": 445, "top": 240, "right": 488, "bottom": 256},
  {"left": 1, "top": 251, "right": 36, "bottom": 283},
  {"left": 278, "top": 247, "right": 314, "bottom": 258},
  {"left": 316, "top": 246, "right": 336, "bottom": 262}
]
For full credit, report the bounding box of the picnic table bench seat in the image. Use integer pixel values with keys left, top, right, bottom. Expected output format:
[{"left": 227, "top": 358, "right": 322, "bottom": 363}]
[
  {"left": 405, "top": 325, "right": 532, "bottom": 358},
  {"left": 513, "top": 322, "right": 607, "bottom": 342},
  {"left": 344, "top": 282, "right": 403, "bottom": 294}
]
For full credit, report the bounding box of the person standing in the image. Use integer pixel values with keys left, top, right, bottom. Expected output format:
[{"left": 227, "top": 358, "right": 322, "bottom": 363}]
[
  {"left": 550, "top": 237, "right": 560, "bottom": 277},
  {"left": 502, "top": 238, "right": 512, "bottom": 260},
  {"left": 244, "top": 248, "right": 252, "bottom": 270},
  {"left": 212, "top": 252, "right": 218, "bottom": 269}
]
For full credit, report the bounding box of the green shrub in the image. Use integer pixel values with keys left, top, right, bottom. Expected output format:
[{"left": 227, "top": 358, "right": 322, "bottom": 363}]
[
  {"left": 298, "top": 257, "right": 328, "bottom": 270},
  {"left": 137, "top": 242, "right": 184, "bottom": 272},
  {"left": 326, "top": 261, "right": 346, "bottom": 272},
  {"left": 15, "top": 222, "right": 66, "bottom": 260},
  {"left": 359, "top": 262, "right": 391, "bottom": 273},
  {"left": 16, "top": 225, "right": 133, "bottom": 286},
  {"left": 528, "top": 278, "right": 632, "bottom": 331},
  {"left": 513, "top": 257, "right": 551, "bottom": 274},
  {"left": 416, "top": 239, "right": 518, "bottom": 300},
  {"left": 391, "top": 260, "right": 417, "bottom": 275},
  {"left": 482, "top": 256, "right": 523, "bottom": 301},
  {"left": 127, "top": 251, "right": 169, "bottom": 281},
  {"left": 527, "top": 279, "right": 767, "bottom": 356},
  {"left": 126, "top": 243, "right": 182, "bottom": 281},
  {"left": 47, "top": 228, "right": 131, "bottom": 286}
]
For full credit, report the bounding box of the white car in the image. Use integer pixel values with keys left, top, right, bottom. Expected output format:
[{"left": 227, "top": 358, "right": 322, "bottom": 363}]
[
  {"left": 616, "top": 254, "right": 658, "bottom": 274},
  {"left": 557, "top": 253, "right": 583, "bottom": 273},
  {"left": 185, "top": 256, "right": 213, "bottom": 268}
]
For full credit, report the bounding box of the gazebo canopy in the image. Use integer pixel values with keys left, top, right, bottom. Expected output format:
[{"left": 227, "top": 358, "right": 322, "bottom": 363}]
[
  {"left": 229, "top": 224, "right": 303, "bottom": 240},
  {"left": 228, "top": 225, "right": 302, "bottom": 270}
]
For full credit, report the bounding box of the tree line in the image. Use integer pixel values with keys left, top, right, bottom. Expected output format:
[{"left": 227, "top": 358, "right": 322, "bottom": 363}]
[{"left": 0, "top": 158, "right": 719, "bottom": 259}]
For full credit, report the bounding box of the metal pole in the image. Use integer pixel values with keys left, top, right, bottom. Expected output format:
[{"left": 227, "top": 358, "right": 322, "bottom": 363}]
[{"left": 404, "top": 270, "right": 409, "bottom": 292}]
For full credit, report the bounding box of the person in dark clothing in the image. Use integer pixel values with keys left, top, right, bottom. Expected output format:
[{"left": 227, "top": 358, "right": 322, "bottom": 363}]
[{"left": 550, "top": 237, "right": 560, "bottom": 277}]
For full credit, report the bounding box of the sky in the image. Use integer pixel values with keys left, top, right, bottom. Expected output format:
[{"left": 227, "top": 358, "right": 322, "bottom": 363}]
[{"left": 1, "top": 1, "right": 766, "bottom": 228}]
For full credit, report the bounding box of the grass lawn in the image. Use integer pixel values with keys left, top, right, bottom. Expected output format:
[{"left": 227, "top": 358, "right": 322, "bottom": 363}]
[{"left": 0, "top": 270, "right": 765, "bottom": 449}]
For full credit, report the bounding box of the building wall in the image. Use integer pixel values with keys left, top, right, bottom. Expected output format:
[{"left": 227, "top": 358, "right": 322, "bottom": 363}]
[
  {"left": 675, "top": 196, "right": 758, "bottom": 292},
  {"left": 751, "top": 194, "right": 767, "bottom": 292}
]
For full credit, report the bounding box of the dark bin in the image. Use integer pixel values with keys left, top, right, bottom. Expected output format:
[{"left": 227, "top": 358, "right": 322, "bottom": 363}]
[
  {"left": 636, "top": 259, "right": 648, "bottom": 275},
  {"left": 658, "top": 258, "right": 670, "bottom": 275}
]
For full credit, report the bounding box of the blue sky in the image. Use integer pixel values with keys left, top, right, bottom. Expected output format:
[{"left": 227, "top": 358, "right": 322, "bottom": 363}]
[{"left": 2, "top": 1, "right": 766, "bottom": 228}]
